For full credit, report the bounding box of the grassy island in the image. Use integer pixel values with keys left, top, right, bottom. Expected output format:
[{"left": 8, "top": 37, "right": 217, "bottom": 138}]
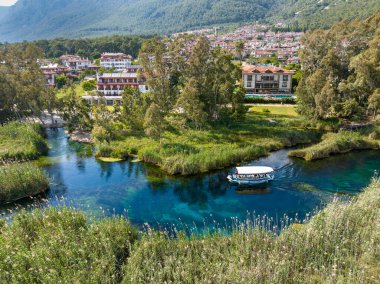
[
  {"left": 96, "top": 110, "right": 319, "bottom": 175},
  {"left": 0, "top": 178, "right": 379, "bottom": 283},
  {"left": 0, "top": 163, "right": 49, "bottom": 204},
  {"left": 0, "top": 122, "right": 48, "bottom": 164},
  {"left": 289, "top": 129, "right": 380, "bottom": 161}
]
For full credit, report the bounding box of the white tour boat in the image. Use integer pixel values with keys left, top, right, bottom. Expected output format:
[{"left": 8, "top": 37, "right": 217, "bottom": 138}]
[{"left": 227, "top": 166, "right": 275, "bottom": 185}]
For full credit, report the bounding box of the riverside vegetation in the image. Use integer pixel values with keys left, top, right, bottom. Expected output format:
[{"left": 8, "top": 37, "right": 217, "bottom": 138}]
[
  {"left": 289, "top": 128, "right": 380, "bottom": 161},
  {"left": 0, "top": 122, "right": 49, "bottom": 203},
  {"left": 0, "top": 178, "right": 379, "bottom": 283},
  {"left": 0, "top": 122, "right": 48, "bottom": 164},
  {"left": 0, "top": 163, "right": 49, "bottom": 204},
  {"left": 95, "top": 109, "right": 319, "bottom": 175}
]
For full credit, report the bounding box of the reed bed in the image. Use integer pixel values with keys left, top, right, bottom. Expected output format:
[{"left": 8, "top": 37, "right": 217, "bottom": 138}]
[
  {"left": 289, "top": 131, "right": 379, "bottom": 161},
  {"left": 0, "top": 179, "right": 378, "bottom": 283},
  {"left": 0, "top": 163, "right": 49, "bottom": 204},
  {"left": 0, "top": 207, "right": 138, "bottom": 283},
  {"left": 0, "top": 122, "right": 48, "bottom": 164}
]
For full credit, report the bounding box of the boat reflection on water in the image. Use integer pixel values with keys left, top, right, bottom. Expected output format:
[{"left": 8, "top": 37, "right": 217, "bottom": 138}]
[{"left": 231, "top": 183, "right": 272, "bottom": 195}]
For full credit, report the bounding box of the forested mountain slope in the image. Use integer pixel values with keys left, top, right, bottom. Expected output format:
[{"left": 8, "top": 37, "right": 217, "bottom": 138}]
[
  {"left": 0, "top": 0, "right": 379, "bottom": 42},
  {"left": 0, "top": 0, "right": 276, "bottom": 41},
  {"left": 270, "top": 0, "right": 380, "bottom": 29}
]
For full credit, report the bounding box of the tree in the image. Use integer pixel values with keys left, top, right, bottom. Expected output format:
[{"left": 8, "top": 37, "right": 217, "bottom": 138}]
[
  {"left": 55, "top": 75, "right": 67, "bottom": 89},
  {"left": 139, "top": 38, "right": 176, "bottom": 114},
  {"left": 186, "top": 37, "right": 214, "bottom": 118},
  {"left": 58, "top": 86, "right": 92, "bottom": 132},
  {"left": 368, "top": 90, "right": 380, "bottom": 119},
  {"left": 82, "top": 80, "right": 96, "bottom": 92},
  {"left": 296, "top": 14, "right": 380, "bottom": 119},
  {"left": 235, "top": 41, "right": 244, "bottom": 62},
  {"left": 175, "top": 79, "right": 207, "bottom": 129},
  {"left": 143, "top": 103, "right": 164, "bottom": 140},
  {"left": 0, "top": 43, "right": 52, "bottom": 122},
  {"left": 121, "top": 86, "right": 151, "bottom": 130},
  {"left": 230, "top": 83, "right": 247, "bottom": 121}
]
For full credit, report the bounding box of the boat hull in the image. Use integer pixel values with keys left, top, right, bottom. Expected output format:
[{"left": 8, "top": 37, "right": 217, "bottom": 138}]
[{"left": 227, "top": 175, "right": 274, "bottom": 186}]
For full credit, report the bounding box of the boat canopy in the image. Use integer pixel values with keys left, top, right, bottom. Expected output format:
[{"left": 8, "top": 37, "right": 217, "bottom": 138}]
[{"left": 236, "top": 166, "right": 274, "bottom": 175}]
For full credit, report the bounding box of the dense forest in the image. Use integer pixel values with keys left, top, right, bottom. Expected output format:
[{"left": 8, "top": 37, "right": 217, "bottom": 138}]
[
  {"left": 0, "top": 0, "right": 379, "bottom": 41},
  {"left": 31, "top": 36, "right": 149, "bottom": 59},
  {"left": 0, "top": 0, "right": 275, "bottom": 42},
  {"left": 296, "top": 13, "right": 380, "bottom": 120}
]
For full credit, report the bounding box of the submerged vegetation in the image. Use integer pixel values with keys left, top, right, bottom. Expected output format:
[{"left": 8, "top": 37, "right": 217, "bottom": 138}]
[
  {"left": 0, "top": 163, "right": 49, "bottom": 204},
  {"left": 0, "top": 122, "right": 48, "bottom": 164},
  {"left": 0, "top": 178, "right": 378, "bottom": 283},
  {"left": 289, "top": 129, "right": 380, "bottom": 161}
]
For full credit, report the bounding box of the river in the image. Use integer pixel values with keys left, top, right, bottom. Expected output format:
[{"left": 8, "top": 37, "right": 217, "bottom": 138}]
[{"left": 1, "top": 128, "right": 379, "bottom": 229}]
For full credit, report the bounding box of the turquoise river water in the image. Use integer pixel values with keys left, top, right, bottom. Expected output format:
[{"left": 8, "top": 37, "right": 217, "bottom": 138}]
[{"left": 1, "top": 128, "right": 379, "bottom": 229}]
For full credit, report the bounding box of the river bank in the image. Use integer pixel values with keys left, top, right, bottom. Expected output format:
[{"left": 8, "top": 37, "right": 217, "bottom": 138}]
[
  {"left": 289, "top": 127, "right": 380, "bottom": 161},
  {"left": 0, "top": 122, "right": 48, "bottom": 164}
]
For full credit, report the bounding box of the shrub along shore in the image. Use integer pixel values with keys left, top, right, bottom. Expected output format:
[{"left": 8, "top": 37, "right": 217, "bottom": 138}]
[
  {"left": 0, "top": 163, "right": 49, "bottom": 204},
  {"left": 0, "top": 122, "right": 50, "bottom": 204},
  {"left": 289, "top": 129, "right": 380, "bottom": 161},
  {"left": 0, "top": 178, "right": 379, "bottom": 283},
  {"left": 95, "top": 111, "right": 320, "bottom": 175},
  {"left": 0, "top": 122, "right": 48, "bottom": 164}
]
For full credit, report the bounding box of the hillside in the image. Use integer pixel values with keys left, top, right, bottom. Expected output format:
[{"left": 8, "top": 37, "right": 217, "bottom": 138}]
[
  {"left": 270, "top": 0, "right": 380, "bottom": 29},
  {"left": 0, "top": 0, "right": 379, "bottom": 42},
  {"left": 0, "top": 0, "right": 275, "bottom": 42}
]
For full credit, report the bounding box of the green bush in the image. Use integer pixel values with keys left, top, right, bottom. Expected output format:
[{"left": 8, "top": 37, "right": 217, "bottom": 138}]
[
  {"left": 244, "top": 97, "right": 296, "bottom": 104},
  {"left": 0, "top": 163, "right": 49, "bottom": 204}
]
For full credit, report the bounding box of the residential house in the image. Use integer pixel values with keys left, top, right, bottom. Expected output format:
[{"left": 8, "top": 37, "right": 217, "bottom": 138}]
[{"left": 242, "top": 64, "right": 294, "bottom": 95}]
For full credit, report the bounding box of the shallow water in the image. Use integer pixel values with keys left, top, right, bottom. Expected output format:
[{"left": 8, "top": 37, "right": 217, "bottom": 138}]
[{"left": 1, "top": 128, "right": 379, "bottom": 229}]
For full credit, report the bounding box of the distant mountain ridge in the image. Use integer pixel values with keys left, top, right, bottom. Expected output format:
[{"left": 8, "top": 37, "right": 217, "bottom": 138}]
[{"left": 0, "top": 0, "right": 379, "bottom": 42}]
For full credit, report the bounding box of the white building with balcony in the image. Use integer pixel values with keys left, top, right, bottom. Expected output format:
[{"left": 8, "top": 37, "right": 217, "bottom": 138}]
[
  {"left": 242, "top": 64, "right": 294, "bottom": 95},
  {"left": 100, "top": 53, "right": 132, "bottom": 71},
  {"left": 83, "top": 72, "right": 148, "bottom": 106}
]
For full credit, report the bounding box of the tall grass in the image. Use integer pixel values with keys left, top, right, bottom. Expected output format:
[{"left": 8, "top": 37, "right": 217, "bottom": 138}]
[
  {"left": 289, "top": 131, "right": 379, "bottom": 160},
  {"left": 0, "top": 122, "right": 48, "bottom": 164},
  {"left": 0, "top": 207, "right": 138, "bottom": 283},
  {"left": 0, "top": 178, "right": 378, "bottom": 283},
  {"left": 0, "top": 163, "right": 49, "bottom": 204}
]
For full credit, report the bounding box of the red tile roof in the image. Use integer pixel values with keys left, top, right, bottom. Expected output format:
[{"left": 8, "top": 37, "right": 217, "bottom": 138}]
[{"left": 242, "top": 65, "right": 294, "bottom": 74}]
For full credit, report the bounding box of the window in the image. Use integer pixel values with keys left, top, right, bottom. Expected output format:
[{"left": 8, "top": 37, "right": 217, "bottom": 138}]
[
  {"left": 247, "top": 75, "right": 253, "bottom": 81},
  {"left": 283, "top": 75, "right": 289, "bottom": 81},
  {"left": 262, "top": 75, "right": 274, "bottom": 81},
  {"left": 247, "top": 82, "right": 252, "bottom": 88},
  {"left": 282, "top": 82, "right": 288, "bottom": 88}
]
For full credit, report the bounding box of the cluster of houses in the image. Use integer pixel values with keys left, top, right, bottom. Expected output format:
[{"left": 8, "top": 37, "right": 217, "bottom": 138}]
[
  {"left": 173, "top": 23, "right": 302, "bottom": 65},
  {"left": 39, "top": 44, "right": 295, "bottom": 106},
  {"left": 208, "top": 24, "right": 302, "bottom": 65},
  {"left": 39, "top": 53, "right": 148, "bottom": 105}
]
